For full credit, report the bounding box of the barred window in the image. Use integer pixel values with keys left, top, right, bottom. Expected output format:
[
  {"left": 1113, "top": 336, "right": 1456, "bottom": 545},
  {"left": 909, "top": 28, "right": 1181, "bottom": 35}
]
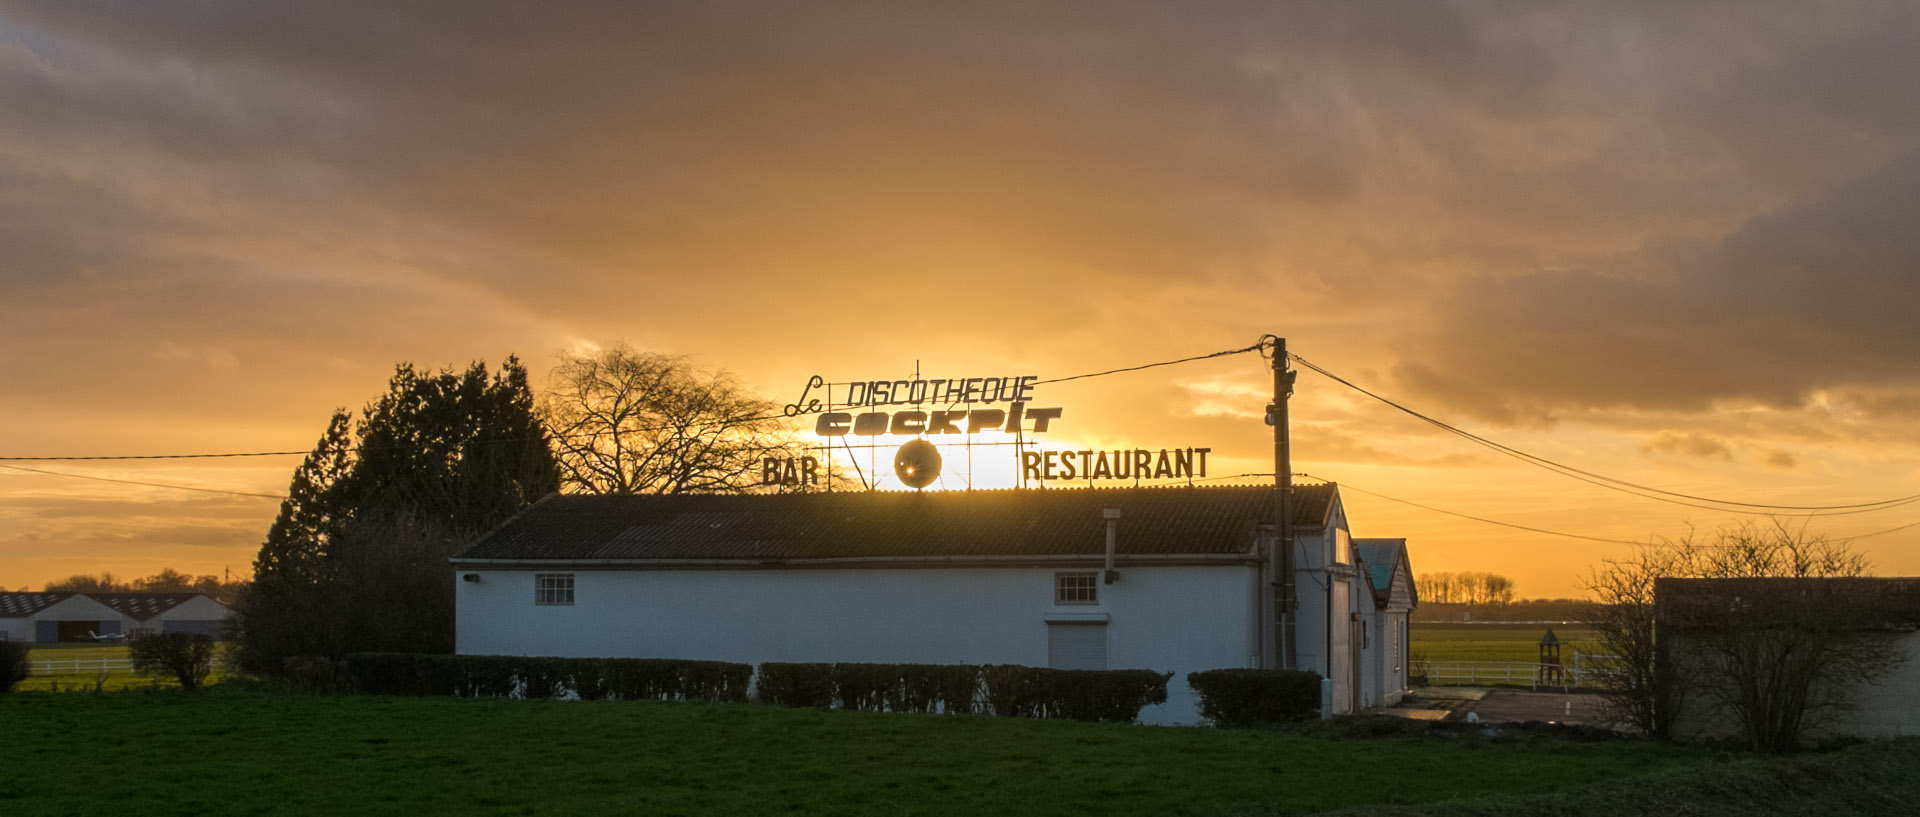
[
  {"left": 1055, "top": 571, "right": 1098, "bottom": 605},
  {"left": 535, "top": 573, "right": 575, "bottom": 606}
]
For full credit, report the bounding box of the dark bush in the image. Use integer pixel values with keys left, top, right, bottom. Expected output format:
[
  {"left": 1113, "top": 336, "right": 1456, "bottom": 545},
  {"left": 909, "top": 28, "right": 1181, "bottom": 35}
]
[
  {"left": 831, "top": 662, "right": 900, "bottom": 711},
  {"left": 282, "top": 655, "right": 343, "bottom": 693},
  {"left": 758, "top": 663, "right": 982, "bottom": 713},
  {"left": 758, "top": 663, "right": 1161, "bottom": 721},
  {"left": 341, "top": 653, "right": 752, "bottom": 702},
  {"left": 1187, "top": 668, "right": 1323, "bottom": 727},
  {"left": 984, "top": 665, "right": 1171, "bottom": 722},
  {"left": 756, "top": 662, "right": 836, "bottom": 707},
  {"left": 898, "top": 664, "right": 981, "bottom": 714},
  {"left": 129, "top": 633, "right": 218, "bottom": 692},
  {"left": 1, "top": 641, "right": 29, "bottom": 693}
]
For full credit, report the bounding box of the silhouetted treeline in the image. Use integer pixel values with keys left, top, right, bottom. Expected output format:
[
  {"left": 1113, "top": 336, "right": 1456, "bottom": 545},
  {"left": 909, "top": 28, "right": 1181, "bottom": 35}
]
[
  {"left": 1414, "top": 571, "right": 1516, "bottom": 604},
  {"left": 43, "top": 569, "right": 245, "bottom": 605}
]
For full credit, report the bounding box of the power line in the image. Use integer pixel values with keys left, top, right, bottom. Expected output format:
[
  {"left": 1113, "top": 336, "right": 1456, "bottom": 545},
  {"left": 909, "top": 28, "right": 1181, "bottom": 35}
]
[
  {"left": 1, "top": 342, "right": 1271, "bottom": 463},
  {"left": 0, "top": 450, "right": 309, "bottom": 462},
  {"left": 1036, "top": 341, "right": 1266, "bottom": 386},
  {"left": 0, "top": 463, "right": 285, "bottom": 500},
  {"left": 1288, "top": 353, "right": 1920, "bottom": 516},
  {"left": 1300, "top": 473, "right": 1644, "bottom": 546}
]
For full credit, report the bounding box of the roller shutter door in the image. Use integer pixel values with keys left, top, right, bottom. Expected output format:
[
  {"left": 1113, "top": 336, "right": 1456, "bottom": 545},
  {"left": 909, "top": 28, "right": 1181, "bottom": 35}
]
[{"left": 1046, "top": 622, "right": 1107, "bottom": 670}]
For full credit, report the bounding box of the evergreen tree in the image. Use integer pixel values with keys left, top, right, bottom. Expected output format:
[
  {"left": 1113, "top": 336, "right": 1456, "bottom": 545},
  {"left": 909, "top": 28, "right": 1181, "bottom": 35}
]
[{"left": 235, "top": 358, "right": 559, "bottom": 673}]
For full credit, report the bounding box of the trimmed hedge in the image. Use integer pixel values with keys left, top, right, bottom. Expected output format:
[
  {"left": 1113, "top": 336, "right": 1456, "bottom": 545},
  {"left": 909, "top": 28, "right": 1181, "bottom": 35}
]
[
  {"left": 984, "top": 665, "right": 1172, "bottom": 722},
  {"left": 1186, "top": 668, "right": 1323, "bottom": 727},
  {"left": 754, "top": 662, "right": 836, "bottom": 708},
  {"left": 340, "top": 653, "right": 752, "bottom": 702},
  {"left": 1, "top": 642, "right": 29, "bottom": 693},
  {"left": 758, "top": 662, "right": 1170, "bottom": 723},
  {"left": 758, "top": 662, "right": 981, "bottom": 713}
]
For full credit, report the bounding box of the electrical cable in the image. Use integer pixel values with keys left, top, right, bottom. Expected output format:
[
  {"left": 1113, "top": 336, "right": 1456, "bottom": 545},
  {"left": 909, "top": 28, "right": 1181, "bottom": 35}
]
[
  {"left": 1288, "top": 352, "right": 1920, "bottom": 516},
  {"left": 0, "top": 462, "right": 285, "bottom": 499},
  {"left": 1, "top": 343, "right": 1269, "bottom": 462}
]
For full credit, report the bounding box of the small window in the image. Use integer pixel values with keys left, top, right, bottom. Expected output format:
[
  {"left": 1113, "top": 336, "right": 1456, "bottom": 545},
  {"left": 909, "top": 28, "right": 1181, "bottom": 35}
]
[
  {"left": 535, "top": 573, "right": 575, "bottom": 606},
  {"left": 1055, "top": 571, "right": 1098, "bottom": 605}
]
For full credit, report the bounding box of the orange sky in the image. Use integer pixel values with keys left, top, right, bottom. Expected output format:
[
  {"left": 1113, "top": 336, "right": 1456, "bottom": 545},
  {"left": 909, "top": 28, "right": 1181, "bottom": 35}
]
[{"left": 4, "top": 2, "right": 1919, "bottom": 598}]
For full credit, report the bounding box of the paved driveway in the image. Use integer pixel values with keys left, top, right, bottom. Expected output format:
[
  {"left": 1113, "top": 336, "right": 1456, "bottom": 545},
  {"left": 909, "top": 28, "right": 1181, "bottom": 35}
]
[{"left": 1388, "top": 687, "right": 1614, "bottom": 728}]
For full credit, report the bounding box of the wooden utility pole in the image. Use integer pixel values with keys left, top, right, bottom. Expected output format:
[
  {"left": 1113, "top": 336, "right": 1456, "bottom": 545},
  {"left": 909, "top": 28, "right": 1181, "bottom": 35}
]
[{"left": 1268, "top": 335, "right": 1298, "bottom": 669}]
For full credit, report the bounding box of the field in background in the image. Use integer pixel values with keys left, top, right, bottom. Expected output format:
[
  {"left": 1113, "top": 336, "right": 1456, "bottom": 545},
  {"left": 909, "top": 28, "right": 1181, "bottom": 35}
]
[
  {"left": 16, "top": 643, "right": 233, "bottom": 692},
  {"left": 1411, "top": 624, "right": 1601, "bottom": 664},
  {"left": 1410, "top": 623, "right": 1608, "bottom": 688},
  {"left": 0, "top": 689, "right": 1705, "bottom": 816}
]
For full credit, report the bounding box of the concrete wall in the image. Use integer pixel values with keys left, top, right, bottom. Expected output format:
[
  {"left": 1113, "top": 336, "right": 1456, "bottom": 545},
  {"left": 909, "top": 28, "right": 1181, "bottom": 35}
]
[
  {"left": 456, "top": 563, "right": 1258, "bottom": 724},
  {"left": 1667, "top": 630, "right": 1920, "bottom": 742}
]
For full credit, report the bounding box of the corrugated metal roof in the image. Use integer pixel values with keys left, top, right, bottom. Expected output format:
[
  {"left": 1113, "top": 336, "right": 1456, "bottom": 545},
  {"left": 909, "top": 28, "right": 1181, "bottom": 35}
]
[
  {"left": 1657, "top": 577, "right": 1920, "bottom": 631},
  {"left": 0, "top": 592, "right": 75, "bottom": 618},
  {"left": 0, "top": 592, "right": 219, "bottom": 620},
  {"left": 88, "top": 593, "right": 204, "bottom": 620},
  {"left": 457, "top": 483, "right": 1338, "bottom": 562}
]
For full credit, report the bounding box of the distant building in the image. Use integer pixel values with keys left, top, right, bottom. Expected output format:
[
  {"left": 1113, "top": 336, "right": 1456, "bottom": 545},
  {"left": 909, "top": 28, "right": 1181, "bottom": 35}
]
[
  {"left": 0, "top": 592, "right": 232, "bottom": 643},
  {"left": 1658, "top": 577, "right": 1920, "bottom": 742},
  {"left": 453, "top": 483, "right": 1416, "bottom": 724}
]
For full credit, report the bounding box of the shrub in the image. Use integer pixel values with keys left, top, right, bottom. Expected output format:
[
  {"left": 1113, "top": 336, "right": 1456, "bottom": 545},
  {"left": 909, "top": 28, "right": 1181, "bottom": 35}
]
[
  {"left": 898, "top": 664, "right": 981, "bottom": 714},
  {"left": 282, "top": 656, "right": 343, "bottom": 694},
  {"left": 1, "top": 642, "right": 29, "bottom": 693},
  {"left": 756, "top": 662, "right": 835, "bottom": 707},
  {"left": 1187, "top": 668, "right": 1323, "bottom": 727},
  {"left": 129, "top": 633, "right": 218, "bottom": 692},
  {"left": 984, "top": 665, "right": 1171, "bottom": 722},
  {"left": 340, "top": 654, "right": 752, "bottom": 702}
]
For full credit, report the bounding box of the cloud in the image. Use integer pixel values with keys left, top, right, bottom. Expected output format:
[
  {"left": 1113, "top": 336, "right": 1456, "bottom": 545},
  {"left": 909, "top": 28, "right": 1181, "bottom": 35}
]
[
  {"left": 1399, "top": 148, "right": 1920, "bottom": 425},
  {"left": 1640, "top": 431, "right": 1735, "bottom": 461}
]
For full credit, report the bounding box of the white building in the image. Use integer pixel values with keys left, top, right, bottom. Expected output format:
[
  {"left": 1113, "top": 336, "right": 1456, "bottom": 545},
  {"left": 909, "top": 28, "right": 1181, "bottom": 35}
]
[
  {"left": 1353, "top": 539, "right": 1417, "bottom": 708},
  {"left": 453, "top": 483, "right": 1414, "bottom": 724},
  {"left": 0, "top": 592, "right": 232, "bottom": 643}
]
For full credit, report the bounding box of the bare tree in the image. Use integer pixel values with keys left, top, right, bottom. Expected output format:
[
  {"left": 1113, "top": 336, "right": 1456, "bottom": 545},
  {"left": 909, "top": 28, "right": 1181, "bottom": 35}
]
[
  {"left": 1585, "top": 520, "right": 1907, "bottom": 748},
  {"left": 1415, "top": 572, "right": 1515, "bottom": 604},
  {"left": 543, "top": 345, "right": 797, "bottom": 494},
  {"left": 130, "top": 633, "right": 218, "bottom": 692}
]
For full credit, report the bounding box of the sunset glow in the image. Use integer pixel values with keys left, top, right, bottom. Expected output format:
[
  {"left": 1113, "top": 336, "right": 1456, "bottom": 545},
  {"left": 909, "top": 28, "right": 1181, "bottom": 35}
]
[{"left": 4, "top": 3, "right": 1920, "bottom": 597}]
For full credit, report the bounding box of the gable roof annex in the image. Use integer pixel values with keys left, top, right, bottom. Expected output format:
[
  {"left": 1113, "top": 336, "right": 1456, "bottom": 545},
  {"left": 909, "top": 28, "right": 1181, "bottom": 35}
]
[
  {"left": 1354, "top": 538, "right": 1417, "bottom": 609},
  {"left": 456, "top": 483, "right": 1339, "bottom": 564}
]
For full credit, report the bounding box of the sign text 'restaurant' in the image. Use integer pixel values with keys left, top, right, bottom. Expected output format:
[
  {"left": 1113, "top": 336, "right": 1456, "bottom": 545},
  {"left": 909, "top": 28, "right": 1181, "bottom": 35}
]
[{"left": 1022, "top": 448, "right": 1211, "bottom": 481}]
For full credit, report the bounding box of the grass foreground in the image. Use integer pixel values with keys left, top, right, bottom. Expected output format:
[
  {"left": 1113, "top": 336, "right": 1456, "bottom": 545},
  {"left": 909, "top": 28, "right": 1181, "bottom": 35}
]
[{"left": 0, "top": 686, "right": 1711, "bottom": 817}]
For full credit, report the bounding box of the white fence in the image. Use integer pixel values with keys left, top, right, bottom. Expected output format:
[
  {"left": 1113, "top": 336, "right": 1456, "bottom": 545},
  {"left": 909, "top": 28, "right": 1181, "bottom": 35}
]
[
  {"left": 32, "top": 657, "right": 137, "bottom": 675},
  {"left": 1417, "top": 653, "right": 1623, "bottom": 690},
  {"left": 31, "top": 657, "right": 230, "bottom": 676}
]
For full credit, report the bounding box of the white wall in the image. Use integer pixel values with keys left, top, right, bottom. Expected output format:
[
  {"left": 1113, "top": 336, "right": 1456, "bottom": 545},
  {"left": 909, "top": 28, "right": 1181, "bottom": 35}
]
[
  {"left": 457, "top": 563, "right": 1257, "bottom": 724},
  {"left": 1668, "top": 630, "right": 1920, "bottom": 742}
]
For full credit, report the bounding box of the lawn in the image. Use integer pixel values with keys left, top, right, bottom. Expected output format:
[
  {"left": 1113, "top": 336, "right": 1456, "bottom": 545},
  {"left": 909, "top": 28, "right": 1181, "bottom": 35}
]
[
  {"left": 0, "top": 688, "right": 1712, "bottom": 817},
  {"left": 1410, "top": 624, "right": 1600, "bottom": 665}
]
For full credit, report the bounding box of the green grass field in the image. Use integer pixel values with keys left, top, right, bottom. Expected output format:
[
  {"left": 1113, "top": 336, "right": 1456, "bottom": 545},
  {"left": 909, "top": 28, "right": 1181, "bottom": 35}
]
[
  {"left": 15, "top": 643, "right": 235, "bottom": 692},
  {"left": 0, "top": 688, "right": 1712, "bottom": 817},
  {"left": 1410, "top": 624, "right": 1600, "bottom": 665}
]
